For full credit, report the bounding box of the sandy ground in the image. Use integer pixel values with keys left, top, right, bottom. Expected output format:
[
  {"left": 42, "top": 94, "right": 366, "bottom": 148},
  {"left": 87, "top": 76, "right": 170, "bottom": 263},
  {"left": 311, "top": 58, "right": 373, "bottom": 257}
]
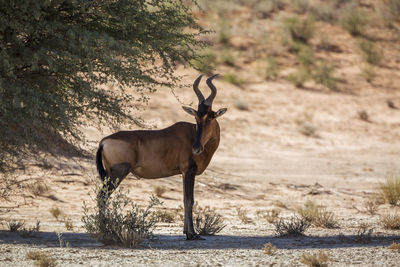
[{"left": 1, "top": 68, "right": 400, "bottom": 266}]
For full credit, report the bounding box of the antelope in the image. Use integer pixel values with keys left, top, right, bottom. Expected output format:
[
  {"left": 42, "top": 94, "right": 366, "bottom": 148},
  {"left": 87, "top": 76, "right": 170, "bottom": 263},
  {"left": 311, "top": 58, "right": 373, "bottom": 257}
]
[{"left": 95, "top": 74, "right": 227, "bottom": 240}]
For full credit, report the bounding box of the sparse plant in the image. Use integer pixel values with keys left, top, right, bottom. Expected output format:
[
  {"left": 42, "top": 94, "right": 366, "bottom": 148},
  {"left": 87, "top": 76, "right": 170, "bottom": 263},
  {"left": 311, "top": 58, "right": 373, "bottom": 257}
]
[
  {"left": 221, "top": 49, "right": 235, "bottom": 66},
  {"left": 26, "top": 250, "right": 57, "bottom": 267},
  {"left": 265, "top": 56, "right": 279, "bottom": 80},
  {"left": 388, "top": 242, "right": 400, "bottom": 252},
  {"left": 311, "top": 3, "right": 336, "bottom": 22},
  {"left": 358, "top": 39, "right": 382, "bottom": 65},
  {"left": 313, "top": 61, "right": 337, "bottom": 90},
  {"left": 154, "top": 186, "right": 166, "bottom": 198},
  {"left": 380, "top": 214, "right": 400, "bottom": 230},
  {"left": 358, "top": 110, "right": 370, "bottom": 122},
  {"left": 299, "top": 122, "right": 318, "bottom": 138},
  {"left": 82, "top": 180, "right": 162, "bottom": 247},
  {"left": 64, "top": 217, "right": 74, "bottom": 231},
  {"left": 56, "top": 232, "right": 70, "bottom": 248},
  {"left": 361, "top": 64, "right": 376, "bottom": 83},
  {"left": 7, "top": 220, "right": 25, "bottom": 232},
  {"left": 236, "top": 207, "right": 253, "bottom": 224},
  {"left": 298, "top": 200, "right": 339, "bottom": 228},
  {"left": 259, "top": 209, "right": 281, "bottom": 223},
  {"left": 194, "top": 205, "right": 226, "bottom": 235},
  {"left": 218, "top": 19, "right": 231, "bottom": 46},
  {"left": 26, "top": 182, "right": 49, "bottom": 196},
  {"left": 255, "top": 0, "right": 284, "bottom": 18},
  {"left": 49, "top": 207, "right": 63, "bottom": 221},
  {"left": 288, "top": 67, "right": 309, "bottom": 88},
  {"left": 379, "top": 174, "right": 400, "bottom": 205},
  {"left": 223, "top": 72, "right": 243, "bottom": 87},
  {"left": 273, "top": 216, "right": 310, "bottom": 236},
  {"left": 283, "top": 15, "right": 315, "bottom": 46},
  {"left": 153, "top": 209, "right": 176, "bottom": 223},
  {"left": 234, "top": 100, "right": 250, "bottom": 111},
  {"left": 294, "top": 0, "right": 310, "bottom": 14},
  {"left": 379, "top": 0, "right": 400, "bottom": 28},
  {"left": 339, "top": 3, "right": 367, "bottom": 36},
  {"left": 300, "top": 251, "right": 330, "bottom": 267},
  {"left": 264, "top": 243, "right": 278, "bottom": 255},
  {"left": 364, "top": 200, "right": 378, "bottom": 215},
  {"left": 297, "top": 45, "right": 315, "bottom": 68}
]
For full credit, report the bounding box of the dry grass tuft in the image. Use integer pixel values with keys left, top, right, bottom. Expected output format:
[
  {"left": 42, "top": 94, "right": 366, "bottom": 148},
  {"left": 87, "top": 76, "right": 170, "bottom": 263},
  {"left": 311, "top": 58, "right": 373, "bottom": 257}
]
[
  {"left": 339, "top": 3, "right": 367, "bottom": 36},
  {"left": 153, "top": 186, "right": 166, "bottom": 198},
  {"left": 153, "top": 209, "right": 176, "bottom": 223},
  {"left": 19, "top": 220, "right": 41, "bottom": 238},
  {"left": 236, "top": 207, "right": 253, "bottom": 224},
  {"left": 26, "top": 182, "right": 49, "bottom": 196},
  {"left": 194, "top": 205, "right": 226, "bottom": 235},
  {"left": 26, "top": 250, "right": 57, "bottom": 267},
  {"left": 298, "top": 200, "right": 339, "bottom": 228},
  {"left": 257, "top": 209, "right": 281, "bottom": 223},
  {"left": 273, "top": 216, "right": 310, "bottom": 236},
  {"left": 379, "top": 174, "right": 400, "bottom": 205},
  {"left": 300, "top": 251, "right": 330, "bottom": 267},
  {"left": 380, "top": 214, "right": 400, "bottom": 230},
  {"left": 263, "top": 243, "right": 278, "bottom": 255},
  {"left": 388, "top": 242, "right": 400, "bottom": 252},
  {"left": 49, "top": 207, "right": 64, "bottom": 221},
  {"left": 64, "top": 217, "right": 74, "bottom": 231},
  {"left": 363, "top": 200, "right": 378, "bottom": 215}
]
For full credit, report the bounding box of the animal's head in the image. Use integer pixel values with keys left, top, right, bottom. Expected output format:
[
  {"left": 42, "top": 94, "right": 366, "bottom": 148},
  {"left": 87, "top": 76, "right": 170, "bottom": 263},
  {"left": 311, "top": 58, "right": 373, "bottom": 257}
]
[{"left": 183, "top": 74, "right": 227, "bottom": 155}]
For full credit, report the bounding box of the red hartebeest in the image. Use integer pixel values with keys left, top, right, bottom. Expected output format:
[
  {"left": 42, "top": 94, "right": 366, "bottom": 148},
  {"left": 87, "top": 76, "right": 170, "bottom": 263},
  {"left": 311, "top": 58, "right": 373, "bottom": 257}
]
[{"left": 95, "top": 74, "right": 227, "bottom": 240}]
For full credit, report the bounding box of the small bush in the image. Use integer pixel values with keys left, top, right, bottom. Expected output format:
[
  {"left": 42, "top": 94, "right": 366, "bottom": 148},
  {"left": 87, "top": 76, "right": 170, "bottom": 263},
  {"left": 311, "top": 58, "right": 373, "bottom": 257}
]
[
  {"left": 233, "top": 100, "right": 250, "bottom": 111},
  {"left": 288, "top": 67, "right": 309, "bottom": 88},
  {"left": 218, "top": 19, "right": 231, "bottom": 46},
  {"left": 265, "top": 56, "right": 279, "bottom": 80},
  {"left": 339, "top": 4, "right": 367, "bottom": 36},
  {"left": 294, "top": 0, "right": 310, "bottom": 14},
  {"left": 194, "top": 205, "right": 226, "bottom": 235},
  {"left": 191, "top": 49, "right": 217, "bottom": 75},
  {"left": 7, "top": 220, "right": 25, "bottom": 232},
  {"left": 361, "top": 64, "right": 376, "bottom": 83},
  {"left": 358, "top": 39, "right": 382, "bottom": 65},
  {"left": 26, "top": 182, "right": 49, "bottom": 196},
  {"left": 258, "top": 209, "right": 281, "bottom": 223},
  {"left": 264, "top": 243, "right": 278, "bottom": 255},
  {"left": 300, "top": 251, "right": 330, "bottom": 267},
  {"left": 311, "top": 3, "right": 336, "bottom": 22},
  {"left": 82, "top": 181, "right": 161, "bottom": 247},
  {"left": 49, "top": 207, "right": 63, "bottom": 221},
  {"left": 379, "top": 0, "right": 400, "bottom": 28},
  {"left": 380, "top": 214, "right": 400, "bottom": 230},
  {"left": 236, "top": 207, "right": 253, "bottom": 224},
  {"left": 153, "top": 209, "right": 176, "bottom": 223},
  {"left": 64, "top": 217, "right": 74, "bottom": 231},
  {"left": 297, "top": 45, "right": 315, "bottom": 68},
  {"left": 221, "top": 50, "right": 235, "bottom": 66},
  {"left": 255, "top": 0, "right": 284, "bottom": 18},
  {"left": 283, "top": 15, "right": 315, "bottom": 45},
  {"left": 364, "top": 200, "right": 378, "bottom": 215},
  {"left": 223, "top": 72, "right": 243, "bottom": 87},
  {"left": 154, "top": 186, "right": 166, "bottom": 198},
  {"left": 273, "top": 216, "right": 310, "bottom": 236},
  {"left": 388, "top": 242, "right": 400, "bottom": 252},
  {"left": 354, "top": 224, "right": 374, "bottom": 243},
  {"left": 298, "top": 201, "right": 339, "bottom": 228},
  {"left": 313, "top": 61, "right": 337, "bottom": 90},
  {"left": 26, "top": 250, "right": 57, "bottom": 267},
  {"left": 19, "top": 220, "right": 41, "bottom": 238},
  {"left": 379, "top": 175, "right": 400, "bottom": 205}
]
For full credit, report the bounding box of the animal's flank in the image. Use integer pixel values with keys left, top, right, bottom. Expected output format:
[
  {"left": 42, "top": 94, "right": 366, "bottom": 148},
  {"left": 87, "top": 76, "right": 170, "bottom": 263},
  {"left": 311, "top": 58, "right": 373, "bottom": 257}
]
[{"left": 96, "top": 144, "right": 107, "bottom": 182}]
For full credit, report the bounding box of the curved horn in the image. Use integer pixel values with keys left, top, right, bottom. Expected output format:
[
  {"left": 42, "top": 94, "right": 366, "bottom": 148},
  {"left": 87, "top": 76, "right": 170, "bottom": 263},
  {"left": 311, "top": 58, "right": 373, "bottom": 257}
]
[
  {"left": 193, "top": 74, "right": 205, "bottom": 103},
  {"left": 204, "top": 74, "right": 219, "bottom": 106}
]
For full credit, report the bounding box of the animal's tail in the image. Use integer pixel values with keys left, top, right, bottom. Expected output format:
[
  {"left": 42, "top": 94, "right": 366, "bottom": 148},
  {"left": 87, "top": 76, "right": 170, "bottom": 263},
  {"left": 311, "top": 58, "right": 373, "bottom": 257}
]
[{"left": 96, "top": 144, "right": 107, "bottom": 182}]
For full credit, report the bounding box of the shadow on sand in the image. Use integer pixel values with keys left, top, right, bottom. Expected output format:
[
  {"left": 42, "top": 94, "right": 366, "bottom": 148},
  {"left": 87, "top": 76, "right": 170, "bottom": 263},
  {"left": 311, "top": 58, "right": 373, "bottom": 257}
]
[{"left": 1, "top": 230, "right": 399, "bottom": 250}]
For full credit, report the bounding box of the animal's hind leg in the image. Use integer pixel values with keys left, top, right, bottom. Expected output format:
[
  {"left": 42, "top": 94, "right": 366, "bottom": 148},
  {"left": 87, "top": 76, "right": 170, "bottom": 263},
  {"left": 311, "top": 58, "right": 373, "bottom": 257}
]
[{"left": 98, "top": 163, "right": 131, "bottom": 202}]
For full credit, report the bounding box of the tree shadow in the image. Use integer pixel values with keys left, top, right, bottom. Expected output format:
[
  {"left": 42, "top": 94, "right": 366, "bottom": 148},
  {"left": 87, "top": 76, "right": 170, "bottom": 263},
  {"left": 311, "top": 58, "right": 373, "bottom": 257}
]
[{"left": 1, "top": 231, "right": 399, "bottom": 250}]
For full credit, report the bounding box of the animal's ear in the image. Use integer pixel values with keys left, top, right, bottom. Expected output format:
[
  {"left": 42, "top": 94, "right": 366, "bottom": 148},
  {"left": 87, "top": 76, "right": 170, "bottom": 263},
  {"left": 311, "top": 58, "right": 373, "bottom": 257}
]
[
  {"left": 182, "top": 106, "right": 197, "bottom": 116},
  {"left": 214, "top": 108, "right": 227, "bottom": 118}
]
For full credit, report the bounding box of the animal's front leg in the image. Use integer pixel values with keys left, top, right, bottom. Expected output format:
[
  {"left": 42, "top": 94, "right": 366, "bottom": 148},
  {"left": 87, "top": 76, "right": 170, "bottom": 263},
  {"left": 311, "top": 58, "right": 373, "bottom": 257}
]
[{"left": 182, "top": 165, "right": 204, "bottom": 240}]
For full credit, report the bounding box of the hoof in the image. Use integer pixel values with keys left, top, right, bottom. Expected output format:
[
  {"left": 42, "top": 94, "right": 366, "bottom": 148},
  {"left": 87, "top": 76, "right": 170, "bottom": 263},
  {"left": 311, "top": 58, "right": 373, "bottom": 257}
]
[{"left": 186, "top": 234, "right": 205, "bottom": 240}]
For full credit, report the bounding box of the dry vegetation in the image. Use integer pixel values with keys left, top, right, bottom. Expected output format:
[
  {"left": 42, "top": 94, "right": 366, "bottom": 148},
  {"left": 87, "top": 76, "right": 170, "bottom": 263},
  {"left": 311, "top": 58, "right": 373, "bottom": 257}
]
[
  {"left": 26, "top": 250, "right": 57, "bottom": 267},
  {"left": 273, "top": 216, "right": 311, "bottom": 236},
  {"left": 300, "top": 251, "right": 330, "bottom": 267},
  {"left": 263, "top": 243, "right": 278, "bottom": 255}
]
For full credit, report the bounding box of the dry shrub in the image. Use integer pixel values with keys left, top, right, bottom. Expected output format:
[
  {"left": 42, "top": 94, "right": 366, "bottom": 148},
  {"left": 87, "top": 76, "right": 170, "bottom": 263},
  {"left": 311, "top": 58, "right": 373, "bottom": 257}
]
[
  {"left": 298, "top": 200, "right": 339, "bottom": 228},
  {"left": 273, "top": 216, "right": 310, "bottom": 236},
  {"left": 288, "top": 67, "right": 309, "bottom": 88},
  {"left": 358, "top": 110, "right": 370, "bottom": 122},
  {"left": 49, "top": 207, "right": 63, "bottom": 221},
  {"left": 194, "top": 205, "right": 226, "bottom": 235},
  {"left": 388, "top": 242, "right": 400, "bottom": 252},
  {"left": 361, "top": 64, "right": 376, "bottom": 83},
  {"left": 64, "top": 217, "right": 74, "bottom": 231},
  {"left": 190, "top": 49, "right": 217, "bottom": 75},
  {"left": 153, "top": 186, "right": 166, "bottom": 198},
  {"left": 339, "top": 3, "right": 367, "bottom": 36},
  {"left": 363, "top": 200, "right": 378, "bottom": 215},
  {"left": 300, "top": 251, "right": 330, "bottom": 267},
  {"left": 313, "top": 61, "right": 337, "bottom": 91},
  {"left": 358, "top": 39, "right": 382, "bottom": 65},
  {"left": 263, "top": 243, "right": 278, "bottom": 255},
  {"left": 265, "top": 56, "right": 279, "bottom": 80},
  {"left": 153, "top": 209, "right": 176, "bottom": 223},
  {"left": 380, "top": 214, "right": 400, "bottom": 230},
  {"left": 19, "top": 220, "right": 41, "bottom": 238},
  {"left": 82, "top": 180, "right": 161, "bottom": 247},
  {"left": 26, "top": 181, "right": 49, "bottom": 196},
  {"left": 233, "top": 100, "right": 250, "bottom": 111},
  {"left": 7, "top": 220, "right": 25, "bottom": 232},
  {"left": 354, "top": 224, "right": 374, "bottom": 243},
  {"left": 258, "top": 209, "right": 281, "bottom": 223},
  {"left": 223, "top": 72, "right": 243, "bottom": 87},
  {"left": 236, "top": 207, "right": 253, "bottom": 224},
  {"left": 283, "top": 15, "right": 315, "bottom": 46},
  {"left": 26, "top": 250, "right": 57, "bottom": 267},
  {"left": 379, "top": 175, "right": 400, "bottom": 205}
]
